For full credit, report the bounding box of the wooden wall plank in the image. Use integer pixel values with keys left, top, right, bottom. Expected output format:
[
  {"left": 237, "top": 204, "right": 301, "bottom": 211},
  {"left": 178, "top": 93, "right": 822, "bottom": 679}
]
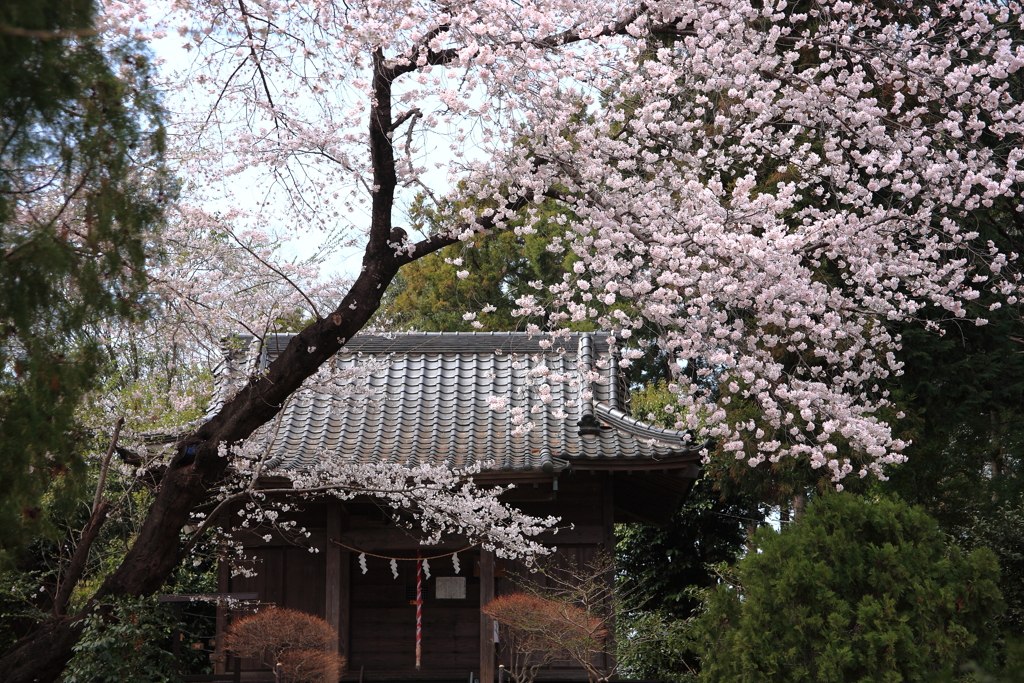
[
  {"left": 348, "top": 550, "right": 481, "bottom": 674},
  {"left": 263, "top": 548, "right": 285, "bottom": 607},
  {"left": 338, "top": 550, "right": 351, "bottom": 660},
  {"left": 215, "top": 547, "right": 229, "bottom": 675},
  {"left": 285, "top": 547, "right": 325, "bottom": 617}
]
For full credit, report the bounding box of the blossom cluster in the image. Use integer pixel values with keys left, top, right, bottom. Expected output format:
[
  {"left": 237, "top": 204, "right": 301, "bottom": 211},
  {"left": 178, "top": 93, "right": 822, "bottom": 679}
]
[
  {"left": 197, "top": 439, "right": 558, "bottom": 566},
  {"left": 102, "top": 0, "right": 1024, "bottom": 488}
]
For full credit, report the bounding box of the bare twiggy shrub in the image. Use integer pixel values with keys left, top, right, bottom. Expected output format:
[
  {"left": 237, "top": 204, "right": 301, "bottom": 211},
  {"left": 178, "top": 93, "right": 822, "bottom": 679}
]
[
  {"left": 226, "top": 607, "right": 346, "bottom": 683},
  {"left": 281, "top": 649, "right": 346, "bottom": 683},
  {"left": 484, "top": 594, "right": 569, "bottom": 683},
  {"left": 484, "top": 593, "right": 605, "bottom": 683},
  {"left": 492, "top": 553, "right": 652, "bottom": 683}
]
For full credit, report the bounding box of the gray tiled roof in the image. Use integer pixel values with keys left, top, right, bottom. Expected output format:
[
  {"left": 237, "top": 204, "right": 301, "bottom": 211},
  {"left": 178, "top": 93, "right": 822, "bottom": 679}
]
[{"left": 252, "top": 332, "right": 701, "bottom": 474}]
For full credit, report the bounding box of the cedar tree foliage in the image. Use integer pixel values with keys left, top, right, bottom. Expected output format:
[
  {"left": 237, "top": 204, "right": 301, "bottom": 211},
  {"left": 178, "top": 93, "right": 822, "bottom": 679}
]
[
  {"left": 696, "top": 493, "right": 1004, "bottom": 683},
  {"left": 0, "top": 0, "right": 169, "bottom": 563}
]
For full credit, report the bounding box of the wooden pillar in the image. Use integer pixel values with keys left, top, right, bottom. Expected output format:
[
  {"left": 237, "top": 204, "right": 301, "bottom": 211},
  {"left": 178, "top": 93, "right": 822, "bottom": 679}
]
[
  {"left": 602, "top": 472, "right": 615, "bottom": 552},
  {"left": 215, "top": 539, "right": 230, "bottom": 675},
  {"left": 602, "top": 472, "right": 616, "bottom": 673},
  {"left": 479, "top": 549, "right": 496, "bottom": 683},
  {"left": 326, "top": 500, "right": 351, "bottom": 660}
]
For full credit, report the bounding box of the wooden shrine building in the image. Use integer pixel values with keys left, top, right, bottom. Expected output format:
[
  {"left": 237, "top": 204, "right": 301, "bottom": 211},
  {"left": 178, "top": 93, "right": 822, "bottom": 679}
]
[{"left": 213, "top": 332, "right": 702, "bottom": 682}]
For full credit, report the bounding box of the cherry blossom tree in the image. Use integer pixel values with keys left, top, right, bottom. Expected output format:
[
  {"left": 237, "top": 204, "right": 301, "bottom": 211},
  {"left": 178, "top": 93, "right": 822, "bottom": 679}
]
[{"left": 5, "top": 0, "right": 1024, "bottom": 679}]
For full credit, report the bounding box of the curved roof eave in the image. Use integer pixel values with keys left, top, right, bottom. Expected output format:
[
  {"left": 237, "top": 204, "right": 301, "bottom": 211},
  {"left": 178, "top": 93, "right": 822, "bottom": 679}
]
[{"left": 593, "top": 402, "right": 702, "bottom": 451}]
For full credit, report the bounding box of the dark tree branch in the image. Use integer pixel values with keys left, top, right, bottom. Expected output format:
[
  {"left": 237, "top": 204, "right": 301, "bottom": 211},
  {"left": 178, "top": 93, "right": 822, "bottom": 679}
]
[
  {"left": 91, "top": 418, "right": 124, "bottom": 514},
  {"left": 390, "top": 107, "right": 421, "bottom": 133},
  {"left": 114, "top": 446, "right": 166, "bottom": 489},
  {"left": 51, "top": 500, "right": 112, "bottom": 617},
  {"left": 225, "top": 228, "right": 323, "bottom": 320},
  {"left": 237, "top": 0, "right": 281, "bottom": 128},
  {"left": 384, "top": 7, "right": 654, "bottom": 81},
  {"left": 50, "top": 420, "right": 124, "bottom": 616}
]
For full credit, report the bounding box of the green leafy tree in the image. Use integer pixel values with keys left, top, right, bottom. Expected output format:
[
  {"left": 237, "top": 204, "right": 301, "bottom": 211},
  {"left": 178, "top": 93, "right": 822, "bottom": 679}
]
[
  {"left": 617, "top": 611, "right": 697, "bottom": 683},
  {"left": 615, "top": 481, "right": 754, "bottom": 683},
  {"left": 617, "top": 477, "right": 757, "bottom": 619},
  {"left": 384, "top": 194, "right": 575, "bottom": 332},
  {"left": 0, "top": 0, "right": 169, "bottom": 563},
  {"left": 696, "top": 493, "right": 1004, "bottom": 683},
  {"left": 617, "top": 382, "right": 761, "bottom": 681},
  {"left": 622, "top": 383, "right": 764, "bottom": 621}
]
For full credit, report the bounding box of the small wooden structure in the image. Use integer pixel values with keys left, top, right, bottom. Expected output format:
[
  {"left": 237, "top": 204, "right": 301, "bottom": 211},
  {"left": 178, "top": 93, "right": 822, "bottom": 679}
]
[{"left": 213, "top": 333, "right": 702, "bottom": 682}]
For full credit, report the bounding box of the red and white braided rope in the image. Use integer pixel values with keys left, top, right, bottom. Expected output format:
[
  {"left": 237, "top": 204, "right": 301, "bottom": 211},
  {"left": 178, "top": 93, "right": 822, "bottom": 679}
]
[{"left": 415, "top": 550, "right": 423, "bottom": 671}]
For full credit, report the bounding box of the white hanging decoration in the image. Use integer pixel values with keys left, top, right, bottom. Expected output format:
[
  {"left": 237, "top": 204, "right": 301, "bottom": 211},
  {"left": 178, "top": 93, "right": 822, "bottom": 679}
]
[
  {"left": 358, "top": 553, "right": 368, "bottom": 575},
  {"left": 452, "top": 552, "right": 460, "bottom": 574},
  {"left": 391, "top": 558, "right": 399, "bottom": 580},
  {"left": 422, "top": 559, "right": 431, "bottom": 580}
]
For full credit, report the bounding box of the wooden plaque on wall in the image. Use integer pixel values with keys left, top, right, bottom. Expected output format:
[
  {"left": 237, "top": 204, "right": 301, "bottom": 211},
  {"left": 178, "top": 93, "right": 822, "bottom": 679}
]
[{"left": 435, "top": 577, "right": 466, "bottom": 599}]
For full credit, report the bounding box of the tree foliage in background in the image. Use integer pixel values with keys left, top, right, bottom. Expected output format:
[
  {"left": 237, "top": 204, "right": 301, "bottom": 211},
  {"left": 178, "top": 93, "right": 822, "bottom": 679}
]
[
  {"left": 0, "top": 0, "right": 169, "bottom": 563},
  {"left": 616, "top": 382, "right": 759, "bottom": 681},
  {"left": 696, "top": 493, "right": 1004, "bottom": 683},
  {"left": 878, "top": 307, "right": 1024, "bottom": 636},
  {"left": 616, "top": 477, "right": 756, "bottom": 619},
  {"left": 0, "top": 474, "right": 219, "bottom": 672},
  {"left": 618, "top": 610, "right": 698, "bottom": 683},
  {"left": 60, "top": 595, "right": 178, "bottom": 683},
  {"left": 384, "top": 195, "right": 579, "bottom": 332},
  {"left": 615, "top": 478, "right": 757, "bottom": 682}
]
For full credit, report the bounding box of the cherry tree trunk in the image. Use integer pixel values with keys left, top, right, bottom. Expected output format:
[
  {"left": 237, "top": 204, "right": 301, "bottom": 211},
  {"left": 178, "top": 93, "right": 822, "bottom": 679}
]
[
  {"left": 0, "top": 248, "right": 420, "bottom": 683},
  {"left": 0, "top": 44, "right": 473, "bottom": 678}
]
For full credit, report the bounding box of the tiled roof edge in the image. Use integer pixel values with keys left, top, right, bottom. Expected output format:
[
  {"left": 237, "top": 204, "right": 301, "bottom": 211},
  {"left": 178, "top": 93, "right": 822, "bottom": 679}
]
[
  {"left": 483, "top": 450, "right": 570, "bottom": 474},
  {"left": 246, "top": 331, "right": 611, "bottom": 360},
  {"left": 593, "top": 402, "right": 700, "bottom": 451}
]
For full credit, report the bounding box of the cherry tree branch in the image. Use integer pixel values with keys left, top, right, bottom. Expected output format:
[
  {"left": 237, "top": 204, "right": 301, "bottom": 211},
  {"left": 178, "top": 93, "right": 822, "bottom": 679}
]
[
  {"left": 236, "top": 0, "right": 281, "bottom": 129},
  {"left": 224, "top": 228, "right": 323, "bottom": 320}
]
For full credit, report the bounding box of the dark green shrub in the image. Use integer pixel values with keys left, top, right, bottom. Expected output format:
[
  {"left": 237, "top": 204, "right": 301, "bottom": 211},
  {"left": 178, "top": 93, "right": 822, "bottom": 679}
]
[
  {"left": 696, "top": 493, "right": 1003, "bottom": 683},
  {"left": 62, "top": 596, "right": 178, "bottom": 683}
]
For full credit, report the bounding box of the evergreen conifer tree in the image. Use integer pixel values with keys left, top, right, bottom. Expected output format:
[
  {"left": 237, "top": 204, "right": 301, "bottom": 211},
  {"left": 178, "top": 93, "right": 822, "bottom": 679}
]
[
  {"left": 0, "top": 0, "right": 169, "bottom": 563},
  {"left": 696, "top": 493, "right": 1004, "bottom": 683}
]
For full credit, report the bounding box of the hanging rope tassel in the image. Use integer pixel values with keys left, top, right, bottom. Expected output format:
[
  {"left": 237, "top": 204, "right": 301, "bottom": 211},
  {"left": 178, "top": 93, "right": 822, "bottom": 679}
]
[{"left": 415, "top": 551, "right": 423, "bottom": 671}]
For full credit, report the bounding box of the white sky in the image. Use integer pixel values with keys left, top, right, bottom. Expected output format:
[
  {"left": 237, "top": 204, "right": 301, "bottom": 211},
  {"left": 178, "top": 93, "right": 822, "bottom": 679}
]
[{"left": 150, "top": 32, "right": 487, "bottom": 283}]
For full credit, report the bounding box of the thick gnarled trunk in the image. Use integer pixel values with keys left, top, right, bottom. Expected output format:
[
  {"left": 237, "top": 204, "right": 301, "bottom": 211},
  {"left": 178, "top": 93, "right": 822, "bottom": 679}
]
[
  {"left": 0, "top": 50, "right": 453, "bottom": 682},
  {"left": 2, "top": 615, "right": 84, "bottom": 683},
  {"left": 0, "top": 253, "right": 412, "bottom": 682}
]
